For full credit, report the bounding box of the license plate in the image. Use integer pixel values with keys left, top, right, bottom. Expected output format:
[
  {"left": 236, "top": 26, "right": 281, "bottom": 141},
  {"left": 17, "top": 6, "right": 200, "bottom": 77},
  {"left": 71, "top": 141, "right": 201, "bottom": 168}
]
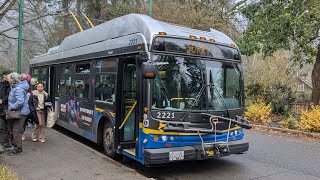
[{"left": 169, "top": 151, "right": 184, "bottom": 161}]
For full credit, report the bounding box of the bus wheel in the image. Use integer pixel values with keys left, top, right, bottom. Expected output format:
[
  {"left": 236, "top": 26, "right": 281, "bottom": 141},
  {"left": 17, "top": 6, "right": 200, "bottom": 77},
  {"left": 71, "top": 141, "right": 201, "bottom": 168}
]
[{"left": 103, "top": 121, "right": 116, "bottom": 158}]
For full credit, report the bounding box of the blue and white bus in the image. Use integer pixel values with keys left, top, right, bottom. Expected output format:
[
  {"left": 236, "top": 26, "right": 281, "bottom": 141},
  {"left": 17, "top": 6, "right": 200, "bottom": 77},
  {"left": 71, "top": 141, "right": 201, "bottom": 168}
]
[{"left": 30, "top": 14, "right": 251, "bottom": 165}]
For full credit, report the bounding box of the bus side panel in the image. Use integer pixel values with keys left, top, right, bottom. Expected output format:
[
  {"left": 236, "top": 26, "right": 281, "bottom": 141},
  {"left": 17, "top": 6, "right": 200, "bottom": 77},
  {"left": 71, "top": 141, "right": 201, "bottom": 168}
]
[{"left": 93, "top": 106, "right": 116, "bottom": 143}]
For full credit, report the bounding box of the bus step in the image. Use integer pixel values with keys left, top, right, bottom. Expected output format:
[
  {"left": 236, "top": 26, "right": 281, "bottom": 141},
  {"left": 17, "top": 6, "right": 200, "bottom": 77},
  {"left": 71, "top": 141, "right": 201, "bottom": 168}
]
[
  {"left": 120, "top": 142, "right": 136, "bottom": 149},
  {"left": 123, "top": 148, "right": 136, "bottom": 156}
]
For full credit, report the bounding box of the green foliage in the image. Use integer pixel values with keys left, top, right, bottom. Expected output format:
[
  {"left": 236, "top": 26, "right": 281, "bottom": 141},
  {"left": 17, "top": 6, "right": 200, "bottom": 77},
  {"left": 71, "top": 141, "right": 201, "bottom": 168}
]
[
  {"left": 292, "top": 91, "right": 312, "bottom": 103},
  {"left": 239, "top": 0, "right": 320, "bottom": 65},
  {"left": 246, "top": 83, "right": 295, "bottom": 115},
  {"left": 266, "top": 83, "right": 295, "bottom": 115},
  {"left": 280, "top": 115, "right": 298, "bottom": 129},
  {"left": 0, "top": 65, "right": 7, "bottom": 74}
]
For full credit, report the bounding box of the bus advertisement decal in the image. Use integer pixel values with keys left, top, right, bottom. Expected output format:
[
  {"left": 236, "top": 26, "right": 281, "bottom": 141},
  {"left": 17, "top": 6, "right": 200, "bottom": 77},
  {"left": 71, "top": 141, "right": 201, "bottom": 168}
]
[{"left": 60, "top": 98, "right": 94, "bottom": 131}]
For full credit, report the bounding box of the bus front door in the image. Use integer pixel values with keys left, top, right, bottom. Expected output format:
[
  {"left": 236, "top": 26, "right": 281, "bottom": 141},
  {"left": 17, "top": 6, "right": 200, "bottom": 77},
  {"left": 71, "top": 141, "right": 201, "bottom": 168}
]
[{"left": 118, "top": 57, "right": 138, "bottom": 156}]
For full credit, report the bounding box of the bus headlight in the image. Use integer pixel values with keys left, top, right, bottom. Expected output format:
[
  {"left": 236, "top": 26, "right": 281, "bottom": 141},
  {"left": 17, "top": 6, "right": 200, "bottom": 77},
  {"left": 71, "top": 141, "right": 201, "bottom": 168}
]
[
  {"left": 161, "top": 135, "right": 168, "bottom": 141},
  {"left": 143, "top": 139, "right": 148, "bottom": 144},
  {"left": 235, "top": 130, "right": 238, "bottom": 135},
  {"left": 170, "top": 136, "right": 174, "bottom": 141},
  {"left": 230, "top": 131, "right": 234, "bottom": 136}
]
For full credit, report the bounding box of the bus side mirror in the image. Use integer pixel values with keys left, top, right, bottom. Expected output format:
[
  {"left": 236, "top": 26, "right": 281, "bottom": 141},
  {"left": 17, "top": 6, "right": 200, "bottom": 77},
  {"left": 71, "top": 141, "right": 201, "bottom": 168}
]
[{"left": 142, "top": 62, "right": 157, "bottom": 79}]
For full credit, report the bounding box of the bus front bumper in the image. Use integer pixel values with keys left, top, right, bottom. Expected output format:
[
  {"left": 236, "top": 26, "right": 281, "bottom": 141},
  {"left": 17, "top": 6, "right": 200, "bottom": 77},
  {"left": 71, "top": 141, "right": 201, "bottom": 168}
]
[{"left": 144, "top": 139, "right": 249, "bottom": 165}]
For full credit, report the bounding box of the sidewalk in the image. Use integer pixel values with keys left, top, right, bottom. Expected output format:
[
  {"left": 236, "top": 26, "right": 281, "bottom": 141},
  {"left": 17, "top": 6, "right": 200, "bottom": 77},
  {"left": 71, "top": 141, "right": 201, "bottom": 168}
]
[{"left": 0, "top": 128, "right": 147, "bottom": 180}]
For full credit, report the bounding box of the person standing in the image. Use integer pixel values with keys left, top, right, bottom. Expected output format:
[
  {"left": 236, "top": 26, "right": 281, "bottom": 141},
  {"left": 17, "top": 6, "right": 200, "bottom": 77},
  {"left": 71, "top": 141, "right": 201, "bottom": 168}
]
[
  {"left": 7, "top": 72, "right": 30, "bottom": 155},
  {"left": 31, "top": 83, "right": 50, "bottom": 143},
  {"left": 0, "top": 70, "right": 12, "bottom": 153}
]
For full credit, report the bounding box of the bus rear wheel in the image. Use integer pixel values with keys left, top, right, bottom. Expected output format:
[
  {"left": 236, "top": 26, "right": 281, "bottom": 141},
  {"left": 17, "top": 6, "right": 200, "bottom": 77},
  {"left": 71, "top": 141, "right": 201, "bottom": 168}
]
[{"left": 102, "top": 121, "right": 116, "bottom": 158}]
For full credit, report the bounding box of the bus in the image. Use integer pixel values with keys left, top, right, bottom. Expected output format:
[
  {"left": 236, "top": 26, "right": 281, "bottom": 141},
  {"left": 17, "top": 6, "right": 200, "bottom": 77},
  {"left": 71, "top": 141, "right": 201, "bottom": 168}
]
[{"left": 30, "top": 14, "right": 251, "bottom": 165}]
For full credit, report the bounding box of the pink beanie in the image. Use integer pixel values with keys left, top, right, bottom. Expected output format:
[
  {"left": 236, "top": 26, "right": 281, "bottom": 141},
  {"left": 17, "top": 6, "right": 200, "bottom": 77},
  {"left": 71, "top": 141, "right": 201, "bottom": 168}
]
[{"left": 20, "top": 73, "right": 31, "bottom": 83}]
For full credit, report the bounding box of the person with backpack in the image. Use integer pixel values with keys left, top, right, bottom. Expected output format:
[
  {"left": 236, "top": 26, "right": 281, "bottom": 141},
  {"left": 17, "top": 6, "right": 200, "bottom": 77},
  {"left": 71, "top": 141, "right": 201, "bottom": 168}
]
[
  {"left": 7, "top": 72, "right": 30, "bottom": 155},
  {"left": 0, "top": 70, "right": 12, "bottom": 153}
]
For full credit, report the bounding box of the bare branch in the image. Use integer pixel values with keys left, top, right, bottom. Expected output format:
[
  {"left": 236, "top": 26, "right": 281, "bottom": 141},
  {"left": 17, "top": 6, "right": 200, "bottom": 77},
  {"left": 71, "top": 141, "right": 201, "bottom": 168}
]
[
  {"left": 0, "top": 0, "right": 16, "bottom": 22},
  {"left": 0, "top": 13, "right": 68, "bottom": 35},
  {"left": 227, "top": 0, "right": 248, "bottom": 16}
]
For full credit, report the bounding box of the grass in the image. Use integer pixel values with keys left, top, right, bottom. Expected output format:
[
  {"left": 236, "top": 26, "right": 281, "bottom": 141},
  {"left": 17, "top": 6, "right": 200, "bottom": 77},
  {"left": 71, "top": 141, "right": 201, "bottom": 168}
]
[{"left": 0, "top": 164, "right": 19, "bottom": 180}]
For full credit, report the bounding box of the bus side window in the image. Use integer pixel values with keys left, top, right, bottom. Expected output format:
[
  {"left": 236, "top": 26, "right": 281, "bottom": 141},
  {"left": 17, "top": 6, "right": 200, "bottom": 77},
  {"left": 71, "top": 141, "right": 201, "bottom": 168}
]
[
  {"left": 95, "top": 59, "right": 117, "bottom": 104},
  {"left": 38, "top": 67, "right": 49, "bottom": 91},
  {"left": 59, "top": 66, "right": 72, "bottom": 96},
  {"left": 75, "top": 63, "right": 91, "bottom": 99},
  {"left": 31, "top": 68, "right": 39, "bottom": 89}
]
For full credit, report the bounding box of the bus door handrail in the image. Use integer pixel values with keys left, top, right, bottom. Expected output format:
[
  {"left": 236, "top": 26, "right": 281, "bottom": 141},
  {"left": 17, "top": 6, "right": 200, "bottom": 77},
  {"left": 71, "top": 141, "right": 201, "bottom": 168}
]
[{"left": 119, "top": 100, "right": 137, "bottom": 129}]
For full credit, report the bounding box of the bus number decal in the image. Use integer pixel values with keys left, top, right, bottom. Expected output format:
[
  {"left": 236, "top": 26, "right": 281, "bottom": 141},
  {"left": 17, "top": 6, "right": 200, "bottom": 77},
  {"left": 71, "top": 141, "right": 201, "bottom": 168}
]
[
  {"left": 129, "top": 39, "right": 138, "bottom": 45},
  {"left": 157, "top": 112, "right": 175, "bottom": 119}
]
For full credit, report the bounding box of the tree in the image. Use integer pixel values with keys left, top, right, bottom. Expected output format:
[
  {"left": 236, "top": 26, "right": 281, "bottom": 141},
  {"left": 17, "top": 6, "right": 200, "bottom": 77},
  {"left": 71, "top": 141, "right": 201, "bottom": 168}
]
[
  {"left": 239, "top": 0, "right": 320, "bottom": 105},
  {"left": 0, "top": 0, "right": 16, "bottom": 22}
]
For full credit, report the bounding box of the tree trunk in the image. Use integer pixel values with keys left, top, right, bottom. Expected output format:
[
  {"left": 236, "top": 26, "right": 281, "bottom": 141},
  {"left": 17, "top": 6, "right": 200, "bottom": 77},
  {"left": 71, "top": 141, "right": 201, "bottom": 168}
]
[
  {"left": 76, "top": 0, "right": 81, "bottom": 17},
  {"left": 100, "top": 0, "right": 107, "bottom": 21},
  {"left": 62, "top": 0, "right": 69, "bottom": 36},
  {"left": 311, "top": 44, "right": 320, "bottom": 106}
]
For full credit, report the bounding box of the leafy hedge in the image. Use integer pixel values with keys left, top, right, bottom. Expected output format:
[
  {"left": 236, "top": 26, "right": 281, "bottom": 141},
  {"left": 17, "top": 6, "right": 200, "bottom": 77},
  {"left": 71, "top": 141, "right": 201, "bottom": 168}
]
[{"left": 0, "top": 164, "right": 19, "bottom": 180}]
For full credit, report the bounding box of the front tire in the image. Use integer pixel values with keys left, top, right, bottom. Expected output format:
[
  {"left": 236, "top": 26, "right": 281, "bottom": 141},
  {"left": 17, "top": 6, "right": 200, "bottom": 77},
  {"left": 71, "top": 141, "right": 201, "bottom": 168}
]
[{"left": 102, "top": 121, "right": 116, "bottom": 158}]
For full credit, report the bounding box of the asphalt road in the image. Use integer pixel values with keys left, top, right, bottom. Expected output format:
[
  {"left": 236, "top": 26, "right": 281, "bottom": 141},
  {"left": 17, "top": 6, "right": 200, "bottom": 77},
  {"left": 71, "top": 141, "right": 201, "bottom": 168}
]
[
  {"left": 125, "top": 130, "right": 320, "bottom": 180},
  {"left": 54, "top": 127, "right": 320, "bottom": 180}
]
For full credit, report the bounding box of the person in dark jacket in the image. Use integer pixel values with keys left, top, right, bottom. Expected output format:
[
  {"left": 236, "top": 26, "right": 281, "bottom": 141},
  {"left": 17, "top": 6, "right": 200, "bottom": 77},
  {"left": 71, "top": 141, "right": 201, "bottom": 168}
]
[
  {"left": 7, "top": 72, "right": 30, "bottom": 155},
  {"left": 0, "top": 70, "right": 12, "bottom": 153},
  {"left": 30, "top": 83, "right": 51, "bottom": 143}
]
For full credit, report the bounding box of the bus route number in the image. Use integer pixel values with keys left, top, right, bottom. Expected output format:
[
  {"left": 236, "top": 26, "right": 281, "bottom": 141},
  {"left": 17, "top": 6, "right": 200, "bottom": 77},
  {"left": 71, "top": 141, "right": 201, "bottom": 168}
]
[
  {"left": 157, "top": 112, "right": 175, "bottom": 119},
  {"left": 129, "top": 39, "right": 138, "bottom": 45}
]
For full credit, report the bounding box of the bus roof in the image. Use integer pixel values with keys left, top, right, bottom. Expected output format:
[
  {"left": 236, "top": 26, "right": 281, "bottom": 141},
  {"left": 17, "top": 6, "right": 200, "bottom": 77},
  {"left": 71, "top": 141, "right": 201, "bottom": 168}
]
[{"left": 31, "top": 13, "right": 237, "bottom": 65}]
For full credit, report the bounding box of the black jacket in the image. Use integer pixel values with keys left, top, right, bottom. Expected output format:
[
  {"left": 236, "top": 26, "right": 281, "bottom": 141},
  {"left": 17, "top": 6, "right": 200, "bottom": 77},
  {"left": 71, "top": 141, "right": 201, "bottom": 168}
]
[
  {"left": 0, "top": 80, "right": 11, "bottom": 117},
  {"left": 29, "top": 91, "right": 51, "bottom": 122}
]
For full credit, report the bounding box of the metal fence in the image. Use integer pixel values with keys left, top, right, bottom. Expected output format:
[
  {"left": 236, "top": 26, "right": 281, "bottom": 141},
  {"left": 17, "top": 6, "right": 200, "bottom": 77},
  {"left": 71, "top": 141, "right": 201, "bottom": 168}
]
[{"left": 290, "top": 103, "right": 309, "bottom": 114}]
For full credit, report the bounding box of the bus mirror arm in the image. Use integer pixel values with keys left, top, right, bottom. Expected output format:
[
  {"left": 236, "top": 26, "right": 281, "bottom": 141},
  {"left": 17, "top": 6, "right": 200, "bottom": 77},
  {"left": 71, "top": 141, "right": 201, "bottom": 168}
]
[{"left": 142, "top": 62, "right": 157, "bottom": 79}]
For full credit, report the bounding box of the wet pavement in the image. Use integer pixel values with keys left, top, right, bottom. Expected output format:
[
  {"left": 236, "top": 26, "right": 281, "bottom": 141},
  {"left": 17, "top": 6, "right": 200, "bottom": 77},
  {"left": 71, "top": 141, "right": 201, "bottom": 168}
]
[{"left": 0, "top": 127, "right": 146, "bottom": 180}]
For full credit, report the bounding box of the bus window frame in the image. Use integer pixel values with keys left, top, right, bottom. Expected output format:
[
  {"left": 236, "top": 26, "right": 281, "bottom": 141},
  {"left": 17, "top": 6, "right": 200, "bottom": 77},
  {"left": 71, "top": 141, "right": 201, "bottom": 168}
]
[
  {"left": 31, "top": 66, "right": 50, "bottom": 92},
  {"left": 94, "top": 58, "right": 118, "bottom": 105},
  {"left": 74, "top": 61, "right": 92, "bottom": 101},
  {"left": 150, "top": 35, "right": 241, "bottom": 63},
  {"left": 58, "top": 64, "right": 74, "bottom": 98}
]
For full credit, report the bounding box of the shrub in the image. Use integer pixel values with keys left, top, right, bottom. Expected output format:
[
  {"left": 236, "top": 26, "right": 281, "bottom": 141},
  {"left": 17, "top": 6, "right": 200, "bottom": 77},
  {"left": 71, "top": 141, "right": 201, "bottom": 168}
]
[
  {"left": 279, "top": 115, "right": 298, "bottom": 129},
  {"left": 245, "top": 83, "right": 295, "bottom": 116},
  {"left": 297, "top": 105, "right": 320, "bottom": 133},
  {"left": 245, "top": 99, "right": 272, "bottom": 124},
  {"left": 0, "top": 164, "right": 19, "bottom": 180}
]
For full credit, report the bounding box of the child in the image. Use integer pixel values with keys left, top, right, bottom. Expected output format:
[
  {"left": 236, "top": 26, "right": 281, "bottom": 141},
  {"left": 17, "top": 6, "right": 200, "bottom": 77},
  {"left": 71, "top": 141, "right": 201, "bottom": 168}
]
[{"left": 31, "top": 83, "right": 50, "bottom": 143}]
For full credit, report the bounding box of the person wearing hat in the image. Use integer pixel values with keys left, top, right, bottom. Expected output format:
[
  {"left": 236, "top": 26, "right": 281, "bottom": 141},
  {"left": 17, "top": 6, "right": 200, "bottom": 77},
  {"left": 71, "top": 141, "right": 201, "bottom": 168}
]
[{"left": 0, "top": 70, "right": 13, "bottom": 153}]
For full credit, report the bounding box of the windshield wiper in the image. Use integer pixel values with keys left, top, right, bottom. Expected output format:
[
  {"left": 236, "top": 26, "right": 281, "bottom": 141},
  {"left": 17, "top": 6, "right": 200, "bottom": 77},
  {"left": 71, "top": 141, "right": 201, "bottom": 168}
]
[
  {"left": 209, "top": 70, "right": 231, "bottom": 118},
  {"left": 179, "top": 83, "right": 206, "bottom": 121}
]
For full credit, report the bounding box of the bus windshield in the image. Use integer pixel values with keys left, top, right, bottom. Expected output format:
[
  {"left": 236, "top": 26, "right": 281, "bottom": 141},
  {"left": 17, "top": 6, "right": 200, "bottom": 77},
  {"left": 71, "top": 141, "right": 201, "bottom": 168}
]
[{"left": 151, "top": 54, "right": 243, "bottom": 111}]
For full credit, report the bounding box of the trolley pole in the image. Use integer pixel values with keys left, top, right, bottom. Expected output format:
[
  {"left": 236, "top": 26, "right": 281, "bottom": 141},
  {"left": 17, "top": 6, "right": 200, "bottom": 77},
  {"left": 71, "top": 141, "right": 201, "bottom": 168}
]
[
  {"left": 149, "top": 0, "right": 153, "bottom": 17},
  {"left": 17, "top": 0, "right": 24, "bottom": 73}
]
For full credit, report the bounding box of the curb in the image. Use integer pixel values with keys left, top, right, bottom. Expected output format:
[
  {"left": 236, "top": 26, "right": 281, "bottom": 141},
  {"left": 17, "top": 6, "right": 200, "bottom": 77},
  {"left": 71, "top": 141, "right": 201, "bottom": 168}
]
[
  {"left": 251, "top": 124, "right": 320, "bottom": 138},
  {"left": 50, "top": 128, "right": 149, "bottom": 179}
]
